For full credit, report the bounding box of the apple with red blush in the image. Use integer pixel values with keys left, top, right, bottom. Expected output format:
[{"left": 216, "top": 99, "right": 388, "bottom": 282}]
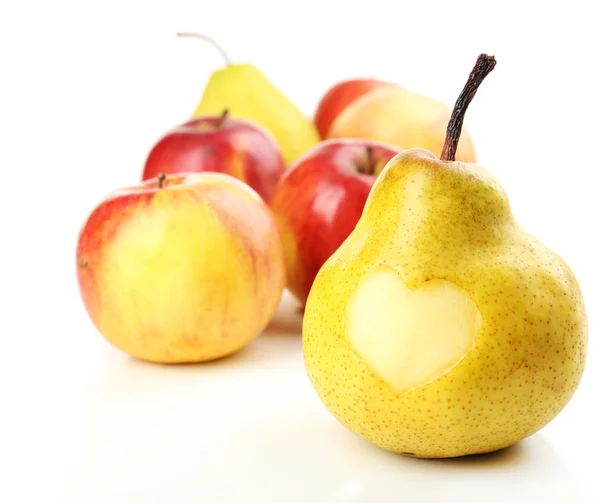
[
  {"left": 270, "top": 138, "right": 401, "bottom": 306},
  {"left": 142, "top": 109, "right": 285, "bottom": 202},
  {"left": 313, "top": 79, "right": 399, "bottom": 138}
]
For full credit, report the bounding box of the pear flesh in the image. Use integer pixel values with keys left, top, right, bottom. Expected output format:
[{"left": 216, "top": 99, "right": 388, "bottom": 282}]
[{"left": 348, "top": 265, "right": 481, "bottom": 393}]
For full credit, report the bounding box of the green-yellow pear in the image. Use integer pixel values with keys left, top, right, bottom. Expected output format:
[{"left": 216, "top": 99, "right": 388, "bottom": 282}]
[
  {"left": 178, "top": 33, "right": 321, "bottom": 166},
  {"left": 302, "top": 55, "right": 588, "bottom": 459}
]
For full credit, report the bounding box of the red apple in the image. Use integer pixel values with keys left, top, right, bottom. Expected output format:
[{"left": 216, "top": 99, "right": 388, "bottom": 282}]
[
  {"left": 269, "top": 138, "right": 401, "bottom": 306},
  {"left": 142, "top": 110, "right": 285, "bottom": 202},
  {"left": 314, "top": 79, "right": 399, "bottom": 139},
  {"left": 76, "top": 171, "right": 286, "bottom": 363}
]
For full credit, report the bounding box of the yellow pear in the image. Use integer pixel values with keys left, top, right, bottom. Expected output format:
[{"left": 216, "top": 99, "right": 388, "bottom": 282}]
[
  {"left": 303, "top": 55, "right": 587, "bottom": 459},
  {"left": 178, "top": 33, "right": 320, "bottom": 166}
]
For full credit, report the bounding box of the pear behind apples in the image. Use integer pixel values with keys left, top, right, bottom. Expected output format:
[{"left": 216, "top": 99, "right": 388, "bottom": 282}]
[
  {"left": 302, "top": 55, "right": 588, "bottom": 458},
  {"left": 179, "top": 33, "right": 320, "bottom": 166}
]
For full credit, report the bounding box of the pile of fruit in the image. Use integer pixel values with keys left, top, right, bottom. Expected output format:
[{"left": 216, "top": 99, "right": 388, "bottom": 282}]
[{"left": 76, "top": 36, "right": 588, "bottom": 460}]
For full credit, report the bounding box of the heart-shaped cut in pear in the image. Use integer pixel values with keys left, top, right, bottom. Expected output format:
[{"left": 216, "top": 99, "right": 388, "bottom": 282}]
[{"left": 347, "top": 265, "right": 482, "bottom": 393}]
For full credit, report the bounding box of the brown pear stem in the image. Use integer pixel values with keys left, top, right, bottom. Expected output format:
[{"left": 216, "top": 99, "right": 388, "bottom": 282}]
[
  {"left": 176, "top": 32, "right": 232, "bottom": 66},
  {"left": 217, "top": 109, "right": 229, "bottom": 127},
  {"left": 440, "top": 54, "right": 497, "bottom": 162},
  {"left": 157, "top": 173, "right": 167, "bottom": 189}
]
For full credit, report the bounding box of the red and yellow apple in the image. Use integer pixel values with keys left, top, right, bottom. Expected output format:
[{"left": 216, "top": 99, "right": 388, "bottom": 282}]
[
  {"left": 313, "top": 78, "right": 399, "bottom": 138},
  {"left": 269, "top": 139, "right": 401, "bottom": 306},
  {"left": 76, "top": 172, "right": 286, "bottom": 363},
  {"left": 142, "top": 110, "right": 285, "bottom": 202},
  {"left": 328, "top": 86, "right": 477, "bottom": 162}
]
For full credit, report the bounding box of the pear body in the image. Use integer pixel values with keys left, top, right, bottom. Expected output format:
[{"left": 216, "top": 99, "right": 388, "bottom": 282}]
[
  {"left": 303, "top": 149, "right": 587, "bottom": 458},
  {"left": 193, "top": 63, "right": 320, "bottom": 166}
]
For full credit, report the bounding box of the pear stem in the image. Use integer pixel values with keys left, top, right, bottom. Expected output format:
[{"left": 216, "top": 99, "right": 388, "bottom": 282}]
[
  {"left": 440, "top": 54, "right": 497, "bottom": 162},
  {"left": 217, "top": 109, "right": 229, "bottom": 127},
  {"left": 157, "top": 173, "right": 167, "bottom": 189},
  {"left": 176, "top": 32, "right": 232, "bottom": 66}
]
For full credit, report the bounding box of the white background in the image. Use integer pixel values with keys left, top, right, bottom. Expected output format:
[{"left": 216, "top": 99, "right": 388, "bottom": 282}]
[{"left": 1, "top": 1, "right": 599, "bottom": 502}]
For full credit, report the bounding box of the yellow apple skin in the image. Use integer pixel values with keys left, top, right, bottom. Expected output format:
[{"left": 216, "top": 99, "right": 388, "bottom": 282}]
[
  {"left": 328, "top": 87, "right": 477, "bottom": 163},
  {"left": 76, "top": 172, "right": 286, "bottom": 363},
  {"left": 303, "top": 149, "right": 587, "bottom": 458}
]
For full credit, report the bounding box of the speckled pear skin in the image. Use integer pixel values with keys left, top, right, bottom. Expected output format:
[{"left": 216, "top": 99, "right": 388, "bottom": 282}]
[{"left": 302, "top": 148, "right": 588, "bottom": 458}]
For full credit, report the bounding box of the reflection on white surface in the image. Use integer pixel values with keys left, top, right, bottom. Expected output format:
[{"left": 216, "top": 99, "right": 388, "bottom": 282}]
[{"left": 60, "top": 293, "right": 591, "bottom": 503}]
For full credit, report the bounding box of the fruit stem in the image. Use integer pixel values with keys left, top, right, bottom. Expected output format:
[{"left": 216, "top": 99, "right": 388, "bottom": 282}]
[
  {"left": 440, "top": 54, "right": 497, "bottom": 162},
  {"left": 157, "top": 173, "right": 167, "bottom": 189},
  {"left": 366, "top": 146, "right": 375, "bottom": 175},
  {"left": 176, "top": 32, "right": 232, "bottom": 66},
  {"left": 217, "top": 109, "right": 229, "bottom": 127},
  {"left": 357, "top": 146, "right": 376, "bottom": 175}
]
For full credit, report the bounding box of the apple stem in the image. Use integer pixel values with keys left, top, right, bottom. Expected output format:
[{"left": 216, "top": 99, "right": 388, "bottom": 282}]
[
  {"left": 157, "top": 173, "right": 167, "bottom": 189},
  {"left": 217, "top": 109, "right": 229, "bottom": 127},
  {"left": 440, "top": 54, "right": 497, "bottom": 162},
  {"left": 366, "top": 146, "right": 375, "bottom": 175},
  {"left": 356, "top": 146, "right": 376, "bottom": 175},
  {"left": 176, "top": 32, "right": 232, "bottom": 66}
]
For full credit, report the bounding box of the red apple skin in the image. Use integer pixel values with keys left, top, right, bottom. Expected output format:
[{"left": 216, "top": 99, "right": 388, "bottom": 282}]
[
  {"left": 269, "top": 138, "right": 401, "bottom": 306},
  {"left": 314, "top": 79, "right": 399, "bottom": 139},
  {"left": 142, "top": 113, "right": 286, "bottom": 202}
]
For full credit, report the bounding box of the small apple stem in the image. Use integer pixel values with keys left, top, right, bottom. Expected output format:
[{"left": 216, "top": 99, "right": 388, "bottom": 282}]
[
  {"left": 440, "top": 54, "right": 497, "bottom": 162},
  {"left": 217, "top": 109, "right": 229, "bottom": 127},
  {"left": 356, "top": 146, "right": 376, "bottom": 175},
  {"left": 157, "top": 173, "right": 167, "bottom": 189},
  {"left": 365, "top": 146, "right": 375, "bottom": 175},
  {"left": 176, "top": 32, "right": 232, "bottom": 66}
]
